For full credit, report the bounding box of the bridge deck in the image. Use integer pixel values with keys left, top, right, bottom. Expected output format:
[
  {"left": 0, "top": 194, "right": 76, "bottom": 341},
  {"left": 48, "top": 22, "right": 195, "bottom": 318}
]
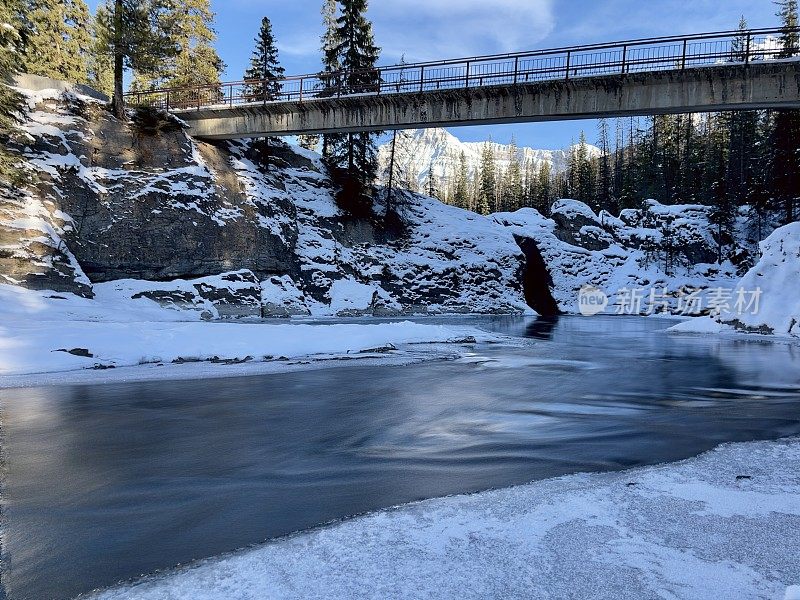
[{"left": 126, "top": 27, "right": 800, "bottom": 139}]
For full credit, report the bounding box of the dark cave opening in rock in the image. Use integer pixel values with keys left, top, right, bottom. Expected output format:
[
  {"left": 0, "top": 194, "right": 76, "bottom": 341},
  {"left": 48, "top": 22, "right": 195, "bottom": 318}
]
[{"left": 514, "top": 236, "right": 561, "bottom": 316}]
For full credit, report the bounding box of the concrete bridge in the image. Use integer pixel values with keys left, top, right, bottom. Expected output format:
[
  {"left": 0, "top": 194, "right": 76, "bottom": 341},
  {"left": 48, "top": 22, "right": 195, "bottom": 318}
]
[{"left": 127, "top": 28, "right": 800, "bottom": 140}]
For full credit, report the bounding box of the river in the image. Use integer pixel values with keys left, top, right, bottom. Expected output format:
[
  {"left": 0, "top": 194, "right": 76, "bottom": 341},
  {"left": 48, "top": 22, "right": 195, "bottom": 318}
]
[{"left": 2, "top": 316, "right": 799, "bottom": 599}]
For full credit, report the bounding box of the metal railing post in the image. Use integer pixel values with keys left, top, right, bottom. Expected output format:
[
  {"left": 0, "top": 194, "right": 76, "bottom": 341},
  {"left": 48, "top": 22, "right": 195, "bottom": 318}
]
[
  {"left": 465, "top": 62, "right": 470, "bottom": 88},
  {"left": 565, "top": 50, "right": 571, "bottom": 80},
  {"left": 420, "top": 66, "right": 425, "bottom": 92},
  {"left": 513, "top": 56, "right": 519, "bottom": 85},
  {"left": 745, "top": 33, "right": 751, "bottom": 64},
  {"left": 681, "top": 39, "right": 688, "bottom": 69},
  {"left": 621, "top": 45, "right": 627, "bottom": 73}
]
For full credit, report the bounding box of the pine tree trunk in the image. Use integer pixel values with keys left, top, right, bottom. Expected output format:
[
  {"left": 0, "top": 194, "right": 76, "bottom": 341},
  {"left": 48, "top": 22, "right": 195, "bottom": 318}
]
[
  {"left": 111, "top": 0, "right": 126, "bottom": 120},
  {"left": 387, "top": 130, "right": 397, "bottom": 214}
]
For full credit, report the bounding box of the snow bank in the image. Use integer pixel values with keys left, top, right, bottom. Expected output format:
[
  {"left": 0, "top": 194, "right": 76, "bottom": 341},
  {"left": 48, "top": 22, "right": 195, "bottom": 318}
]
[
  {"left": 89, "top": 437, "right": 800, "bottom": 600},
  {"left": 673, "top": 222, "right": 800, "bottom": 337},
  {"left": 0, "top": 320, "right": 486, "bottom": 377},
  {"left": 0, "top": 285, "right": 495, "bottom": 378}
]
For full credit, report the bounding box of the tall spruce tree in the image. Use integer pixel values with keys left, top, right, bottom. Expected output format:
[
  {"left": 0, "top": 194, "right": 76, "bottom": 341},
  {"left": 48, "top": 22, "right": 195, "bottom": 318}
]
[
  {"left": 424, "top": 158, "right": 439, "bottom": 200},
  {"left": 534, "top": 162, "right": 553, "bottom": 216},
  {"left": 132, "top": 0, "right": 223, "bottom": 102},
  {"left": 504, "top": 137, "right": 524, "bottom": 212},
  {"left": 24, "top": 0, "right": 92, "bottom": 84},
  {"left": 705, "top": 113, "right": 735, "bottom": 261},
  {"left": 772, "top": 0, "right": 800, "bottom": 222},
  {"left": 243, "top": 17, "right": 283, "bottom": 101},
  {"left": 319, "top": 0, "right": 339, "bottom": 157},
  {"left": 567, "top": 132, "right": 595, "bottom": 207},
  {"left": 168, "top": 0, "right": 223, "bottom": 92},
  {"left": 477, "top": 142, "right": 496, "bottom": 215},
  {"left": 453, "top": 151, "right": 470, "bottom": 210},
  {"left": 241, "top": 17, "right": 284, "bottom": 166},
  {"left": 731, "top": 15, "right": 750, "bottom": 62},
  {"left": 596, "top": 119, "right": 615, "bottom": 214},
  {"left": 0, "top": 0, "right": 26, "bottom": 182},
  {"left": 87, "top": 15, "right": 114, "bottom": 96},
  {"left": 323, "top": 0, "right": 381, "bottom": 211},
  {"left": 95, "top": 0, "right": 180, "bottom": 119},
  {"left": 777, "top": 0, "right": 799, "bottom": 57}
]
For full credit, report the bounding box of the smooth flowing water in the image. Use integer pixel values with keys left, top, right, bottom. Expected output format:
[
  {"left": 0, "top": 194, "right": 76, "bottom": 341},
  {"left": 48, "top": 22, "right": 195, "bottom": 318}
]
[{"left": 2, "top": 316, "right": 800, "bottom": 600}]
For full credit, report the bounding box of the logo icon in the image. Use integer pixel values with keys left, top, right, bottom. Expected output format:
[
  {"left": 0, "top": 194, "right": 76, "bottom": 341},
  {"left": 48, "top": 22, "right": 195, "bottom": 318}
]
[{"left": 578, "top": 286, "right": 608, "bottom": 316}]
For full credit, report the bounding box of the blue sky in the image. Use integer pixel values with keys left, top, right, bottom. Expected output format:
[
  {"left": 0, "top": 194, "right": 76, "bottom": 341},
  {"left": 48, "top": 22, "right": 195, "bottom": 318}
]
[{"left": 87, "top": 0, "right": 782, "bottom": 149}]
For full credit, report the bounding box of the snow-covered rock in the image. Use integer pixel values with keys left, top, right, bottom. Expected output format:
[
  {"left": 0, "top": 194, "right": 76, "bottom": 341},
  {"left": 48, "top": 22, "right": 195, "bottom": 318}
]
[
  {"left": 2, "top": 79, "right": 780, "bottom": 321},
  {"left": 0, "top": 183, "right": 93, "bottom": 297},
  {"left": 494, "top": 200, "right": 745, "bottom": 316},
  {"left": 672, "top": 222, "right": 800, "bottom": 337},
  {"left": 102, "top": 270, "right": 264, "bottom": 320},
  {"left": 0, "top": 284, "right": 500, "bottom": 377},
  {"left": 260, "top": 275, "right": 311, "bottom": 317},
  {"left": 3, "top": 86, "right": 529, "bottom": 317}
]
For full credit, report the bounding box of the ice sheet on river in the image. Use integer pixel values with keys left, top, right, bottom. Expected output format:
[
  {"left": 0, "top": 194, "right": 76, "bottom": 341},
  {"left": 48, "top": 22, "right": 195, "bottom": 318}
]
[{"left": 91, "top": 437, "right": 800, "bottom": 600}]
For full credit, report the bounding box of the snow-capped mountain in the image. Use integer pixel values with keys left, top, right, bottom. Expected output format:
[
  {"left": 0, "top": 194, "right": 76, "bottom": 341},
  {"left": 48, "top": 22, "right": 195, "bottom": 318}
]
[{"left": 377, "top": 128, "right": 601, "bottom": 190}]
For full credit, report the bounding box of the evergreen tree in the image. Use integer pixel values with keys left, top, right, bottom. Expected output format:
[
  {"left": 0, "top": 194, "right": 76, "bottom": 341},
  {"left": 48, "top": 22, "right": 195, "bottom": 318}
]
[
  {"left": 87, "top": 16, "right": 114, "bottom": 96},
  {"left": 319, "top": 0, "right": 339, "bottom": 158},
  {"left": 243, "top": 17, "right": 284, "bottom": 101},
  {"left": 95, "top": 0, "right": 180, "bottom": 119},
  {"left": 705, "top": 113, "right": 734, "bottom": 261},
  {"left": 24, "top": 0, "right": 92, "bottom": 84},
  {"left": 772, "top": 0, "right": 800, "bottom": 222},
  {"left": 731, "top": 15, "right": 750, "bottom": 62},
  {"left": 0, "top": 0, "right": 26, "bottom": 182},
  {"left": 504, "top": 137, "right": 524, "bottom": 212},
  {"left": 242, "top": 17, "right": 284, "bottom": 168},
  {"left": 453, "top": 151, "right": 469, "bottom": 210},
  {"left": 171, "top": 0, "right": 223, "bottom": 91},
  {"left": 617, "top": 118, "right": 639, "bottom": 209},
  {"left": 424, "top": 158, "right": 439, "bottom": 200},
  {"left": 567, "top": 132, "right": 595, "bottom": 207},
  {"left": 477, "top": 142, "right": 496, "bottom": 215},
  {"left": 534, "top": 162, "right": 553, "bottom": 216},
  {"left": 726, "top": 110, "right": 760, "bottom": 208},
  {"left": 776, "top": 0, "right": 799, "bottom": 57},
  {"left": 596, "top": 119, "right": 615, "bottom": 214},
  {"left": 323, "top": 0, "right": 381, "bottom": 212},
  {"left": 522, "top": 161, "right": 534, "bottom": 208},
  {"left": 133, "top": 0, "right": 224, "bottom": 104}
]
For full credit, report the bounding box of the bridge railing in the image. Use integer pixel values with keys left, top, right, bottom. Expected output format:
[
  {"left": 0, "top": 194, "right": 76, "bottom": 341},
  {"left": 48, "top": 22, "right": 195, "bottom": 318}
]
[{"left": 125, "top": 27, "right": 799, "bottom": 112}]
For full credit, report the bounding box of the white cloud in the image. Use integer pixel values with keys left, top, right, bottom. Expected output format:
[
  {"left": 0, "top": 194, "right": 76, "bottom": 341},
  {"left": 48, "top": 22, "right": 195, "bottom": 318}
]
[
  {"left": 275, "top": 0, "right": 556, "bottom": 64},
  {"left": 370, "top": 0, "right": 556, "bottom": 62}
]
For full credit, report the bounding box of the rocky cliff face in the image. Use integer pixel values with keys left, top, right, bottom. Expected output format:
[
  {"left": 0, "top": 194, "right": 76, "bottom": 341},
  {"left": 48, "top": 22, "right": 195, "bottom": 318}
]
[
  {"left": 1, "top": 85, "right": 528, "bottom": 317},
  {"left": 2, "top": 81, "right": 772, "bottom": 320},
  {"left": 494, "top": 199, "right": 762, "bottom": 316}
]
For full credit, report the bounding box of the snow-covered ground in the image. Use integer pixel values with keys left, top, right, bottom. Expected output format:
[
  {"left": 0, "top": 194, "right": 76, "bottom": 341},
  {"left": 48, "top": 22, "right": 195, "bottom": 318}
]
[
  {"left": 0, "top": 284, "right": 501, "bottom": 383},
  {"left": 89, "top": 437, "right": 800, "bottom": 600},
  {"left": 672, "top": 222, "right": 800, "bottom": 338}
]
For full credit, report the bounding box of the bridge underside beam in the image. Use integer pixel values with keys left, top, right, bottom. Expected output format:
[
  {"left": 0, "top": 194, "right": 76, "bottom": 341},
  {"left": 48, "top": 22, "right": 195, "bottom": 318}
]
[{"left": 180, "top": 63, "right": 800, "bottom": 140}]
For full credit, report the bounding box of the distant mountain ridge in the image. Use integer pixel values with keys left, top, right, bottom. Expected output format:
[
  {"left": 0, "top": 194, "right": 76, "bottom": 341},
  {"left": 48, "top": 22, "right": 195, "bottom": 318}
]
[{"left": 377, "top": 128, "right": 601, "bottom": 191}]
